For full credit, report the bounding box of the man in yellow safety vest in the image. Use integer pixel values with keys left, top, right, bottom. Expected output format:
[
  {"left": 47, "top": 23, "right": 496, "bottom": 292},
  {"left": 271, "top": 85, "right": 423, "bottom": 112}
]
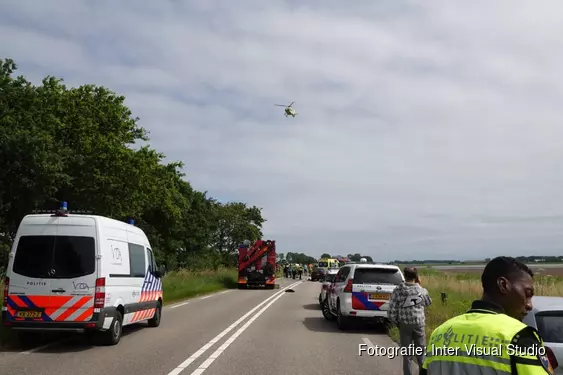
[{"left": 421, "top": 256, "right": 555, "bottom": 375}]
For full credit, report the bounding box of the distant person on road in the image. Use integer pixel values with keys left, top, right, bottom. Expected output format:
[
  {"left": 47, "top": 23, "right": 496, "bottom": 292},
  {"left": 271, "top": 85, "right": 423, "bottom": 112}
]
[
  {"left": 298, "top": 265, "right": 303, "bottom": 280},
  {"left": 388, "top": 267, "right": 431, "bottom": 375},
  {"left": 420, "top": 256, "right": 554, "bottom": 375}
]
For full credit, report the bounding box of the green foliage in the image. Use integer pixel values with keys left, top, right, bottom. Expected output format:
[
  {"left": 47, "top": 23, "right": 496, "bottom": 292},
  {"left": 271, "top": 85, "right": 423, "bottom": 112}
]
[
  {"left": 285, "top": 252, "right": 317, "bottom": 265},
  {"left": 161, "top": 268, "right": 238, "bottom": 304},
  {"left": 0, "top": 57, "right": 291, "bottom": 273}
]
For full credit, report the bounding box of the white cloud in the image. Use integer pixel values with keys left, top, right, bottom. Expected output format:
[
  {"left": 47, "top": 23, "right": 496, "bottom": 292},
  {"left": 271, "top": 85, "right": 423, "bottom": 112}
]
[{"left": 3, "top": 0, "right": 563, "bottom": 261}]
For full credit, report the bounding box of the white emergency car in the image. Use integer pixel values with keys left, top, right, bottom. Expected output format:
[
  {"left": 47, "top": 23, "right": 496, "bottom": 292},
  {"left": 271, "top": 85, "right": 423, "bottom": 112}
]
[
  {"left": 1, "top": 203, "right": 165, "bottom": 345},
  {"left": 321, "top": 263, "right": 404, "bottom": 330}
]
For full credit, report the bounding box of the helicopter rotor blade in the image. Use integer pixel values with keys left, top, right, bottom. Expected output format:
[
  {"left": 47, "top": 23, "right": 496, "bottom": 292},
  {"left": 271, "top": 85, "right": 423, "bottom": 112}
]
[
  {"left": 274, "top": 104, "right": 286, "bottom": 107},
  {"left": 288, "top": 101, "right": 294, "bottom": 107}
]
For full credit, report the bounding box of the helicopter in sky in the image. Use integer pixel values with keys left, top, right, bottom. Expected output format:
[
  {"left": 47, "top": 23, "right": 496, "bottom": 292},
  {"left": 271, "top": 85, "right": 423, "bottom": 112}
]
[{"left": 274, "top": 101, "right": 296, "bottom": 118}]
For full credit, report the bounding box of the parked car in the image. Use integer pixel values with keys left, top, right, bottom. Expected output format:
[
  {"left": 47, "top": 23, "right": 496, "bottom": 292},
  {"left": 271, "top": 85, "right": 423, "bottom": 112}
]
[
  {"left": 318, "top": 269, "right": 339, "bottom": 305},
  {"left": 2, "top": 204, "right": 164, "bottom": 346},
  {"left": 310, "top": 267, "right": 327, "bottom": 282},
  {"left": 522, "top": 296, "right": 561, "bottom": 373},
  {"left": 322, "top": 263, "right": 404, "bottom": 330}
]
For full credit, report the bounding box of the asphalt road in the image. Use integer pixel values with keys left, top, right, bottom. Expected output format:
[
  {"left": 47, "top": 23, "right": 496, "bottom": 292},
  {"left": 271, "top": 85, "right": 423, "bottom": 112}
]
[{"left": 0, "top": 278, "right": 405, "bottom": 375}]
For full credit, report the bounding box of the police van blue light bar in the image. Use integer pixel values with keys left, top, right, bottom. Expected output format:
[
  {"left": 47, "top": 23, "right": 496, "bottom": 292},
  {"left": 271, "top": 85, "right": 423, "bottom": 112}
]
[
  {"left": 30, "top": 200, "right": 93, "bottom": 215},
  {"left": 128, "top": 219, "right": 135, "bottom": 225}
]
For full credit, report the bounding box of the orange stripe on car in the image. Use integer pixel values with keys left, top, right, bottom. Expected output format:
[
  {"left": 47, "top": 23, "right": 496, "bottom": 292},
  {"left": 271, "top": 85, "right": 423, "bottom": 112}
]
[
  {"left": 27, "top": 295, "right": 51, "bottom": 307},
  {"left": 55, "top": 296, "right": 91, "bottom": 321},
  {"left": 75, "top": 307, "right": 94, "bottom": 322}
]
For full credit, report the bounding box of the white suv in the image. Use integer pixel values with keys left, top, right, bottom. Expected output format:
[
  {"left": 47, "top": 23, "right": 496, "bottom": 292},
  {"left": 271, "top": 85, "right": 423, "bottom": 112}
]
[{"left": 321, "top": 263, "right": 404, "bottom": 330}]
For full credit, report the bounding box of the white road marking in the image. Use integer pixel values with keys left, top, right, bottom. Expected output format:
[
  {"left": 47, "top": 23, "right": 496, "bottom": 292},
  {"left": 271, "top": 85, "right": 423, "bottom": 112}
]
[
  {"left": 362, "top": 336, "right": 400, "bottom": 348},
  {"left": 166, "top": 281, "right": 301, "bottom": 375},
  {"left": 362, "top": 337, "right": 375, "bottom": 348},
  {"left": 189, "top": 282, "right": 300, "bottom": 375},
  {"left": 170, "top": 301, "right": 190, "bottom": 309},
  {"left": 167, "top": 289, "right": 232, "bottom": 309},
  {"left": 20, "top": 337, "right": 72, "bottom": 354}
]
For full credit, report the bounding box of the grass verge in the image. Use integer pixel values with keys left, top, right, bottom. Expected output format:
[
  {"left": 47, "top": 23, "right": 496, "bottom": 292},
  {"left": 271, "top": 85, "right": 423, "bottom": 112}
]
[
  {"left": 388, "top": 267, "right": 563, "bottom": 343},
  {"left": 161, "top": 268, "right": 238, "bottom": 305},
  {"left": 0, "top": 267, "right": 238, "bottom": 348}
]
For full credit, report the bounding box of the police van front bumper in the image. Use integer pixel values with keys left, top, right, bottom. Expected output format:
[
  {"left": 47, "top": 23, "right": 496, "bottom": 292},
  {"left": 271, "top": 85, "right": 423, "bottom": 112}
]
[{"left": 1, "top": 307, "right": 116, "bottom": 333}]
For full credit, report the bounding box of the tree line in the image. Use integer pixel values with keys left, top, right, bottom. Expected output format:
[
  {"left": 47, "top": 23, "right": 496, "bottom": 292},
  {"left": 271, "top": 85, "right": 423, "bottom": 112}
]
[
  {"left": 0, "top": 58, "right": 276, "bottom": 274},
  {"left": 320, "top": 253, "right": 374, "bottom": 263},
  {"left": 276, "top": 252, "right": 318, "bottom": 265}
]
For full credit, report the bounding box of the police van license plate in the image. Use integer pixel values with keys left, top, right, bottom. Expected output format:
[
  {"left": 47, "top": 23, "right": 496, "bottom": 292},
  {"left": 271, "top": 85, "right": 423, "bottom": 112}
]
[
  {"left": 369, "top": 293, "right": 389, "bottom": 300},
  {"left": 15, "top": 311, "right": 42, "bottom": 318}
]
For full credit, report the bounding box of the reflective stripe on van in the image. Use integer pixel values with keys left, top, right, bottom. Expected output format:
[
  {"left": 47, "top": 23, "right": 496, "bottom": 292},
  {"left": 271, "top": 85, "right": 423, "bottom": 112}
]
[{"left": 6, "top": 295, "right": 94, "bottom": 322}]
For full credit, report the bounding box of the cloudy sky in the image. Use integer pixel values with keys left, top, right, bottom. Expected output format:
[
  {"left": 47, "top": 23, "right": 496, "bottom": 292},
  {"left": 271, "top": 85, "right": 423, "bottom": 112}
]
[{"left": 3, "top": 1, "right": 563, "bottom": 261}]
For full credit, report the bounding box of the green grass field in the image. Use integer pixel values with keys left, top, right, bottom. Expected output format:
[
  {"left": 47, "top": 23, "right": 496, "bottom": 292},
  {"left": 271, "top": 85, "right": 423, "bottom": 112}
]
[
  {"left": 0, "top": 268, "right": 238, "bottom": 348},
  {"left": 388, "top": 268, "right": 563, "bottom": 343}
]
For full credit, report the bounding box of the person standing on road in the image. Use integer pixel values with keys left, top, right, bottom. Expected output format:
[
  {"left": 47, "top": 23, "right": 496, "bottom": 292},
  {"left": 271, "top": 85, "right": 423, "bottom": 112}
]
[
  {"left": 421, "top": 256, "right": 554, "bottom": 375},
  {"left": 388, "top": 267, "right": 432, "bottom": 375}
]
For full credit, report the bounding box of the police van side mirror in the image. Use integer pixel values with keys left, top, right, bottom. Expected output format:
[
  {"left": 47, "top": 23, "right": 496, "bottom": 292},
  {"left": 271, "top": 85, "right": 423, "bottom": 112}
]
[{"left": 153, "top": 265, "right": 166, "bottom": 278}]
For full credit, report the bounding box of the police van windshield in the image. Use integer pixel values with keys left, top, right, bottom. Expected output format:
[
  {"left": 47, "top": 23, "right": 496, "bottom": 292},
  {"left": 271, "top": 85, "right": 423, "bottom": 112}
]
[
  {"left": 535, "top": 312, "right": 563, "bottom": 343},
  {"left": 318, "top": 261, "right": 328, "bottom": 268},
  {"left": 353, "top": 267, "right": 403, "bottom": 285},
  {"left": 13, "top": 235, "right": 96, "bottom": 279}
]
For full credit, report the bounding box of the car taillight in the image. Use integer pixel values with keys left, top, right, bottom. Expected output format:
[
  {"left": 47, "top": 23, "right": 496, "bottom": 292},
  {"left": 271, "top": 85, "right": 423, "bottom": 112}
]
[
  {"left": 94, "top": 277, "right": 105, "bottom": 308},
  {"left": 545, "top": 346, "right": 558, "bottom": 370},
  {"left": 343, "top": 279, "right": 353, "bottom": 293},
  {"left": 2, "top": 277, "right": 8, "bottom": 306}
]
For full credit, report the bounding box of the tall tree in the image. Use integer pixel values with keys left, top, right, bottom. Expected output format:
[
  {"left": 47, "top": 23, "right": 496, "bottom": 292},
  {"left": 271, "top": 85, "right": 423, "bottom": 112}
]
[{"left": 0, "top": 58, "right": 269, "bottom": 273}]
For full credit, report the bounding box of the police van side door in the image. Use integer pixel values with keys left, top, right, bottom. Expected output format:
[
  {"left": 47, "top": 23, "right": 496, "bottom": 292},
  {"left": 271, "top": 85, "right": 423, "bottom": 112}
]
[
  {"left": 125, "top": 242, "right": 147, "bottom": 325},
  {"left": 145, "top": 248, "right": 162, "bottom": 306}
]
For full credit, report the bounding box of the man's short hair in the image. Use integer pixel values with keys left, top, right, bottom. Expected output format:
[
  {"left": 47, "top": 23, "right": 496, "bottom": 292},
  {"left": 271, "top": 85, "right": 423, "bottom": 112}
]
[
  {"left": 481, "top": 256, "right": 533, "bottom": 294},
  {"left": 403, "top": 267, "right": 418, "bottom": 281}
]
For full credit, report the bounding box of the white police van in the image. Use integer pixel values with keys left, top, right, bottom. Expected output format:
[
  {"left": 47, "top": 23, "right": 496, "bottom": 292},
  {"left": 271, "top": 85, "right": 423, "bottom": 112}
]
[{"left": 1, "top": 202, "right": 165, "bottom": 345}]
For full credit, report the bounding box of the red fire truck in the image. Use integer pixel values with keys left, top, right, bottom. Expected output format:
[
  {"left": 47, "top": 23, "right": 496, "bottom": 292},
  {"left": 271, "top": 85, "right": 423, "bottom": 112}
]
[{"left": 237, "top": 240, "right": 278, "bottom": 289}]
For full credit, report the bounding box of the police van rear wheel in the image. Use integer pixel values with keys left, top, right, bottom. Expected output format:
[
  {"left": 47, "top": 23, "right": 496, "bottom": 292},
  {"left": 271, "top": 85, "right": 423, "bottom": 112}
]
[
  {"left": 101, "top": 311, "right": 123, "bottom": 346},
  {"left": 148, "top": 303, "right": 162, "bottom": 327}
]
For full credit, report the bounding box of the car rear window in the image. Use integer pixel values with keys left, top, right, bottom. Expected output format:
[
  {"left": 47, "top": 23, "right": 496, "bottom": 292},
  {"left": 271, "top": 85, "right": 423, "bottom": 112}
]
[
  {"left": 535, "top": 312, "right": 563, "bottom": 343},
  {"left": 353, "top": 267, "right": 403, "bottom": 285},
  {"left": 325, "top": 274, "right": 337, "bottom": 282},
  {"left": 13, "top": 235, "right": 96, "bottom": 279}
]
